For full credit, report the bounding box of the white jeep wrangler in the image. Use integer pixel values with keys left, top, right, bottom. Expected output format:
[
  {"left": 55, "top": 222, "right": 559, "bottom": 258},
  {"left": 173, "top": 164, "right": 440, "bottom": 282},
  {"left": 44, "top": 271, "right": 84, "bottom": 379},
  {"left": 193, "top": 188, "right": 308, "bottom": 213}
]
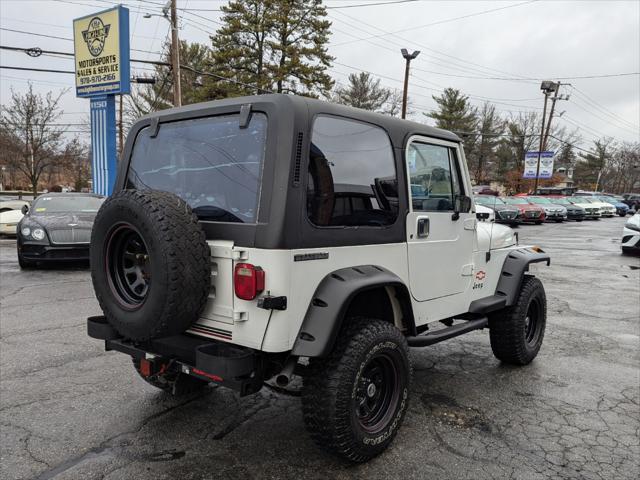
[{"left": 88, "top": 94, "right": 550, "bottom": 463}]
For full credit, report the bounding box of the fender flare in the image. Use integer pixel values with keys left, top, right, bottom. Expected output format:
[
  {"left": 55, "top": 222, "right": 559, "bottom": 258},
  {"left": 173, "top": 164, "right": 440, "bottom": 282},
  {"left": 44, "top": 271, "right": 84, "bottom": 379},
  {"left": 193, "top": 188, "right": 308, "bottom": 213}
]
[
  {"left": 291, "top": 265, "right": 414, "bottom": 358},
  {"left": 495, "top": 248, "right": 550, "bottom": 306}
]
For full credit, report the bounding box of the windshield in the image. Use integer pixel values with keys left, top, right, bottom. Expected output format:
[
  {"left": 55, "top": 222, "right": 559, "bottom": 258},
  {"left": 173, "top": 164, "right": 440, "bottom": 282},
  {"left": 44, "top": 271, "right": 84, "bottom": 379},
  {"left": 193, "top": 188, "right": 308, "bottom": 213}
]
[
  {"left": 31, "top": 195, "right": 104, "bottom": 214},
  {"left": 599, "top": 196, "right": 616, "bottom": 203},
  {"left": 528, "top": 197, "right": 551, "bottom": 204},
  {"left": 553, "top": 198, "right": 570, "bottom": 205},
  {"left": 502, "top": 197, "right": 527, "bottom": 205},
  {"left": 127, "top": 113, "right": 267, "bottom": 223},
  {"left": 475, "top": 195, "right": 504, "bottom": 206},
  {"left": 568, "top": 197, "right": 587, "bottom": 203}
]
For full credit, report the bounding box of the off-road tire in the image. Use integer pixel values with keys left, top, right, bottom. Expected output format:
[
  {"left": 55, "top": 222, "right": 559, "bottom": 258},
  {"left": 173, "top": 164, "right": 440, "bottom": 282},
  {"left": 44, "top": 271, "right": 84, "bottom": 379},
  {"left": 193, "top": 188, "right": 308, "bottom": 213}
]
[
  {"left": 90, "top": 190, "right": 211, "bottom": 341},
  {"left": 132, "top": 359, "right": 208, "bottom": 395},
  {"left": 301, "top": 318, "right": 411, "bottom": 463},
  {"left": 489, "top": 275, "right": 546, "bottom": 365}
]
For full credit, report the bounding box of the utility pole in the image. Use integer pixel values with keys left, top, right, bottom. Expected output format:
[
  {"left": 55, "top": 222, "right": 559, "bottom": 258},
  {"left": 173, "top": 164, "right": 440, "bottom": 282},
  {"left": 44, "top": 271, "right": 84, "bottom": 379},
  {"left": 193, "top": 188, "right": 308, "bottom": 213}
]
[
  {"left": 401, "top": 49, "right": 420, "bottom": 119},
  {"left": 542, "top": 82, "right": 570, "bottom": 150},
  {"left": 170, "top": 0, "right": 181, "bottom": 107},
  {"left": 534, "top": 81, "right": 557, "bottom": 194}
]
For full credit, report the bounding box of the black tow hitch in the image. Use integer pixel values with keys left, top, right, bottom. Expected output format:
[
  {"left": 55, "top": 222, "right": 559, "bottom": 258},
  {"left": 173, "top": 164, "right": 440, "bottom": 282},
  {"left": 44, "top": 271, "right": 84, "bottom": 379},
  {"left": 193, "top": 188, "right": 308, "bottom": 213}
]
[{"left": 87, "top": 316, "right": 264, "bottom": 396}]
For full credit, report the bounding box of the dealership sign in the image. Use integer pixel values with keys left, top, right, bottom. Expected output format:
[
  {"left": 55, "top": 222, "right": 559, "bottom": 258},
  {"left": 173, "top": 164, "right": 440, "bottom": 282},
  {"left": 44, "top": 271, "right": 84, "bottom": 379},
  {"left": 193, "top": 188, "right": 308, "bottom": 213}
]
[
  {"left": 73, "top": 5, "right": 130, "bottom": 98},
  {"left": 73, "top": 5, "right": 129, "bottom": 196},
  {"left": 523, "top": 151, "right": 555, "bottom": 179}
]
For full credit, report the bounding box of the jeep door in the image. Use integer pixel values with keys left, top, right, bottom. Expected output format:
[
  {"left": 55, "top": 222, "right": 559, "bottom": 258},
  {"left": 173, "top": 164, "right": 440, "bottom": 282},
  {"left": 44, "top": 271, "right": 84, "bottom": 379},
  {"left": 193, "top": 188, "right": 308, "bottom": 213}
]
[{"left": 405, "top": 137, "right": 474, "bottom": 302}]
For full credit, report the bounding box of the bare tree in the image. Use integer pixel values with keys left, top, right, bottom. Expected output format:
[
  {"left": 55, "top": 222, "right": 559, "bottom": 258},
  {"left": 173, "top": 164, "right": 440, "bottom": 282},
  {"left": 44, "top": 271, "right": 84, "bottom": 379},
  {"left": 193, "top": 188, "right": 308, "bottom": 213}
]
[
  {"left": 59, "top": 137, "right": 91, "bottom": 192},
  {"left": 0, "top": 84, "right": 67, "bottom": 194}
]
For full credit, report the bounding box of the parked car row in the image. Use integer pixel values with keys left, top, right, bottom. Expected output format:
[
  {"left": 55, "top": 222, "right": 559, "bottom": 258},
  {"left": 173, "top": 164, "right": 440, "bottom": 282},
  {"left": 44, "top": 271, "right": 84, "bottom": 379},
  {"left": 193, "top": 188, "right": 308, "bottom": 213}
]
[{"left": 474, "top": 192, "right": 635, "bottom": 226}]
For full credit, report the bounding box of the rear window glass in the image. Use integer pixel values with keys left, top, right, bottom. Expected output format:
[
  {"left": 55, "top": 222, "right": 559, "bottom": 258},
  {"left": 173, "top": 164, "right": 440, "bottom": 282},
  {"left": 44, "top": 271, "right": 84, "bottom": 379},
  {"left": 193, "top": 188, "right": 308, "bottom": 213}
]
[{"left": 127, "top": 113, "right": 267, "bottom": 223}]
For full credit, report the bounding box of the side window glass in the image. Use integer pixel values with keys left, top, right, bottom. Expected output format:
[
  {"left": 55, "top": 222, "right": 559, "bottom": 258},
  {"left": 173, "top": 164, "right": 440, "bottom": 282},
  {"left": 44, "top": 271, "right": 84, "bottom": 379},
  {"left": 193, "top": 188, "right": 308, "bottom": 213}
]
[
  {"left": 407, "top": 143, "right": 459, "bottom": 212},
  {"left": 306, "top": 115, "right": 398, "bottom": 227}
]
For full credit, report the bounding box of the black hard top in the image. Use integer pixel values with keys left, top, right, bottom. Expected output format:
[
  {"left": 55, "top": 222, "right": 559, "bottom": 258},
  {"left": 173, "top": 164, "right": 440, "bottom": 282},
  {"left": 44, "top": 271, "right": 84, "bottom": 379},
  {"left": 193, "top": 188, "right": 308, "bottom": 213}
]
[
  {"left": 122, "top": 94, "right": 462, "bottom": 249},
  {"left": 137, "top": 93, "right": 461, "bottom": 146}
]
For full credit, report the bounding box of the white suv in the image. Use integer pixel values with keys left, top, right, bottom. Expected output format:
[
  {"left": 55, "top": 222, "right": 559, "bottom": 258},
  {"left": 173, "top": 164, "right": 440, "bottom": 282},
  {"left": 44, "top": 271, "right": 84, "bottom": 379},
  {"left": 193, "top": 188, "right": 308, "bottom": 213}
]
[{"left": 88, "top": 94, "right": 550, "bottom": 463}]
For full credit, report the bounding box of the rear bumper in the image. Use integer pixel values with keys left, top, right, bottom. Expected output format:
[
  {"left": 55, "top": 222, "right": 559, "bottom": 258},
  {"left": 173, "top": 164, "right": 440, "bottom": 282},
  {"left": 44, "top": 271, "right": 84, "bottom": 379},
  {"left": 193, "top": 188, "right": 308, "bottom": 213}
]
[
  {"left": 87, "top": 316, "right": 264, "bottom": 396},
  {"left": 19, "top": 243, "right": 90, "bottom": 261}
]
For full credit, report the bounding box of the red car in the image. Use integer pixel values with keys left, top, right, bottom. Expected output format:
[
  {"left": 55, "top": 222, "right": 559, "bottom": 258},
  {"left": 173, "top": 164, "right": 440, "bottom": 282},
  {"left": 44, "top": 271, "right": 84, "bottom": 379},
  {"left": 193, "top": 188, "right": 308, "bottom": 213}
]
[{"left": 501, "top": 197, "right": 546, "bottom": 224}]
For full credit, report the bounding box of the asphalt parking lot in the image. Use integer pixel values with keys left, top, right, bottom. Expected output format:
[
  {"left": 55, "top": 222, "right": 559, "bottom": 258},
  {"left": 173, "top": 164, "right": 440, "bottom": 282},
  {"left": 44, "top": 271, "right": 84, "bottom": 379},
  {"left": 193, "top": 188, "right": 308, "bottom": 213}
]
[{"left": 1, "top": 217, "right": 638, "bottom": 480}]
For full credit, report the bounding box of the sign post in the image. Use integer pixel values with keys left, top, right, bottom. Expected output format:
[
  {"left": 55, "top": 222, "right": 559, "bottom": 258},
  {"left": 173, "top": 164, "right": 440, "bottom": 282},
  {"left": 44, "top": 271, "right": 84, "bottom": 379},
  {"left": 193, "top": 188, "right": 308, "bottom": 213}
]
[{"left": 73, "top": 5, "right": 129, "bottom": 196}]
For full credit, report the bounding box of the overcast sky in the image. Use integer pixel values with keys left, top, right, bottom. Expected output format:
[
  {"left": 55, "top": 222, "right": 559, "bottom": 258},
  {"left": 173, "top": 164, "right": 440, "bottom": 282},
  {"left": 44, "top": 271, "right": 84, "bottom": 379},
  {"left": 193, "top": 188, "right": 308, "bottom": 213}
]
[{"left": 1, "top": 0, "right": 639, "bottom": 150}]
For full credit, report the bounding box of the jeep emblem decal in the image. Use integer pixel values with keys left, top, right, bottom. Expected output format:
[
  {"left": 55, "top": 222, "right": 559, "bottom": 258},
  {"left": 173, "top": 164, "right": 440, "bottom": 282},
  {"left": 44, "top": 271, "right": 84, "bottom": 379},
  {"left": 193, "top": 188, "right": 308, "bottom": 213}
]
[{"left": 82, "top": 17, "right": 111, "bottom": 57}]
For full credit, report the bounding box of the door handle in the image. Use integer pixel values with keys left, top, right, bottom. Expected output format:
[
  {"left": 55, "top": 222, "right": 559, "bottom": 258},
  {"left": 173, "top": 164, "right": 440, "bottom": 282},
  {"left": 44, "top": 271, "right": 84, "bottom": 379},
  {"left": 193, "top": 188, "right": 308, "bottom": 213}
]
[{"left": 417, "top": 217, "right": 429, "bottom": 238}]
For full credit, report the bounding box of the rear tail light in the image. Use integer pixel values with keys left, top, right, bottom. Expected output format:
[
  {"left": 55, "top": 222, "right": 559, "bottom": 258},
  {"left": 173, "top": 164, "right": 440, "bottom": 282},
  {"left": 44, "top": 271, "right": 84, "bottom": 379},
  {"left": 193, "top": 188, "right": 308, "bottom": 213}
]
[{"left": 234, "top": 263, "right": 265, "bottom": 300}]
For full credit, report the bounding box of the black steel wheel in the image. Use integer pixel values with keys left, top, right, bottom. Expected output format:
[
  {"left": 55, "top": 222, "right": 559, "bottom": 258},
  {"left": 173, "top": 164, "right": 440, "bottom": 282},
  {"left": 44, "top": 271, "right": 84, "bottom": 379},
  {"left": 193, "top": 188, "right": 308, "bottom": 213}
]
[
  {"left": 489, "top": 275, "right": 547, "bottom": 365},
  {"left": 354, "top": 353, "right": 401, "bottom": 433},
  {"left": 302, "top": 318, "right": 411, "bottom": 463},
  {"left": 106, "top": 224, "right": 151, "bottom": 309}
]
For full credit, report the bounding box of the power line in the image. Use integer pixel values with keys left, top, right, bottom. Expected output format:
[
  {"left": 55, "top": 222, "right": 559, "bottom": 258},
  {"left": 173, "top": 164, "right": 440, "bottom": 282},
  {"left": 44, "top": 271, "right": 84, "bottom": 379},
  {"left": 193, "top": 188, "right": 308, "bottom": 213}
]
[
  {"left": 0, "top": 27, "right": 161, "bottom": 56},
  {"left": 332, "top": 1, "right": 537, "bottom": 46},
  {"left": 569, "top": 85, "right": 640, "bottom": 131},
  {"left": 0, "top": 65, "right": 75, "bottom": 75},
  {"left": 328, "top": 8, "right": 539, "bottom": 83}
]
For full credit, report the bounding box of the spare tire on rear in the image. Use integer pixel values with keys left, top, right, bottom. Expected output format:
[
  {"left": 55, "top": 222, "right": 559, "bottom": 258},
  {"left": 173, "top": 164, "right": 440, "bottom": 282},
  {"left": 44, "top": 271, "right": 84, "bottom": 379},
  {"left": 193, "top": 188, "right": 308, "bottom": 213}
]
[{"left": 90, "top": 190, "right": 211, "bottom": 340}]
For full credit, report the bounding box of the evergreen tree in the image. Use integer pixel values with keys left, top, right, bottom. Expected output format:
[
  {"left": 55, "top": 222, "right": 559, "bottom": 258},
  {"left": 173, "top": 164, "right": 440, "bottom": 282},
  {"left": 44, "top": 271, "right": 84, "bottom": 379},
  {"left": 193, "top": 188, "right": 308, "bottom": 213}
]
[
  {"left": 426, "top": 88, "right": 477, "bottom": 133},
  {"left": 268, "top": 0, "right": 333, "bottom": 95},
  {"left": 467, "top": 102, "right": 504, "bottom": 184},
  {"left": 126, "top": 40, "right": 219, "bottom": 125},
  {"left": 555, "top": 143, "right": 577, "bottom": 170},
  {"left": 211, "top": 0, "right": 334, "bottom": 96},
  {"left": 333, "top": 72, "right": 391, "bottom": 111}
]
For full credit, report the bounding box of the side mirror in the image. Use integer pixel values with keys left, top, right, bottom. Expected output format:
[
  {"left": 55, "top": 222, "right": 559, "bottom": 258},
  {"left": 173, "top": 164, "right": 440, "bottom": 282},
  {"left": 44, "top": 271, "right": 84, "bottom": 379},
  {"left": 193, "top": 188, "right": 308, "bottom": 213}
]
[
  {"left": 476, "top": 212, "right": 490, "bottom": 221},
  {"left": 454, "top": 195, "right": 472, "bottom": 213},
  {"left": 21, "top": 204, "right": 29, "bottom": 215}
]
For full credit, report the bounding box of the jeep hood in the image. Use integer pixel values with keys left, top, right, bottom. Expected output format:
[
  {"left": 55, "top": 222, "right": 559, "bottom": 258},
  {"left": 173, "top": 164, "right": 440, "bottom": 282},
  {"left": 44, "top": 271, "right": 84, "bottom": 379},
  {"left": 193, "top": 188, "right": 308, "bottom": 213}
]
[{"left": 477, "top": 222, "right": 517, "bottom": 251}]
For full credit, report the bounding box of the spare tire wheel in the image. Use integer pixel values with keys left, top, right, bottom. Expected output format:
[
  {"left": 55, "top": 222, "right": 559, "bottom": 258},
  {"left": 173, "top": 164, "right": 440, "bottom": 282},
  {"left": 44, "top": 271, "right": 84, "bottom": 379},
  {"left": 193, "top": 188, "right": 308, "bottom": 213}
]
[{"left": 90, "top": 190, "right": 211, "bottom": 340}]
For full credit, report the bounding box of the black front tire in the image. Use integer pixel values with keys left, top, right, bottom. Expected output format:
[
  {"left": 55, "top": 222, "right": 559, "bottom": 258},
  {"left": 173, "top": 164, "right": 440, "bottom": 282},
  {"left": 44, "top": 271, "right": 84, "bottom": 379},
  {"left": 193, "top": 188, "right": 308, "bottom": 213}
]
[
  {"left": 132, "top": 359, "right": 208, "bottom": 395},
  {"left": 489, "top": 275, "right": 546, "bottom": 365},
  {"left": 302, "top": 318, "right": 411, "bottom": 463},
  {"left": 18, "top": 253, "right": 35, "bottom": 269}
]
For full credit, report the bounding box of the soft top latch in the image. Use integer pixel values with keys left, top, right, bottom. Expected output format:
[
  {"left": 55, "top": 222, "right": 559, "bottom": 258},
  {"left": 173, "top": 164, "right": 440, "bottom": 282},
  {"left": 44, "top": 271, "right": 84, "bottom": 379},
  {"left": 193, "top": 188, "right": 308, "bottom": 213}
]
[{"left": 239, "top": 104, "right": 253, "bottom": 129}]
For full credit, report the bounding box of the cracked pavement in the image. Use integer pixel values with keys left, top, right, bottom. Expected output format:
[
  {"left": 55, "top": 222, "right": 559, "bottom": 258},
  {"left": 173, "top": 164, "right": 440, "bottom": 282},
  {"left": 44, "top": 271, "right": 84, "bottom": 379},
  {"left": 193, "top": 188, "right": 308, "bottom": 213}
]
[{"left": 1, "top": 217, "right": 639, "bottom": 479}]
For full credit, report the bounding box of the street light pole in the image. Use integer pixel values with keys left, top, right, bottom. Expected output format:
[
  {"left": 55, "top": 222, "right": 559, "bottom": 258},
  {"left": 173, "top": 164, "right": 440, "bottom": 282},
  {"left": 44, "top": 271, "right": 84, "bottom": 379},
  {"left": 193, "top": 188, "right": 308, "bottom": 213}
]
[
  {"left": 170, "top": 0, "right": 181, "bottom": 107},
  {"left": 401, "top": 49, "right": 420, "bottom": 119}
]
